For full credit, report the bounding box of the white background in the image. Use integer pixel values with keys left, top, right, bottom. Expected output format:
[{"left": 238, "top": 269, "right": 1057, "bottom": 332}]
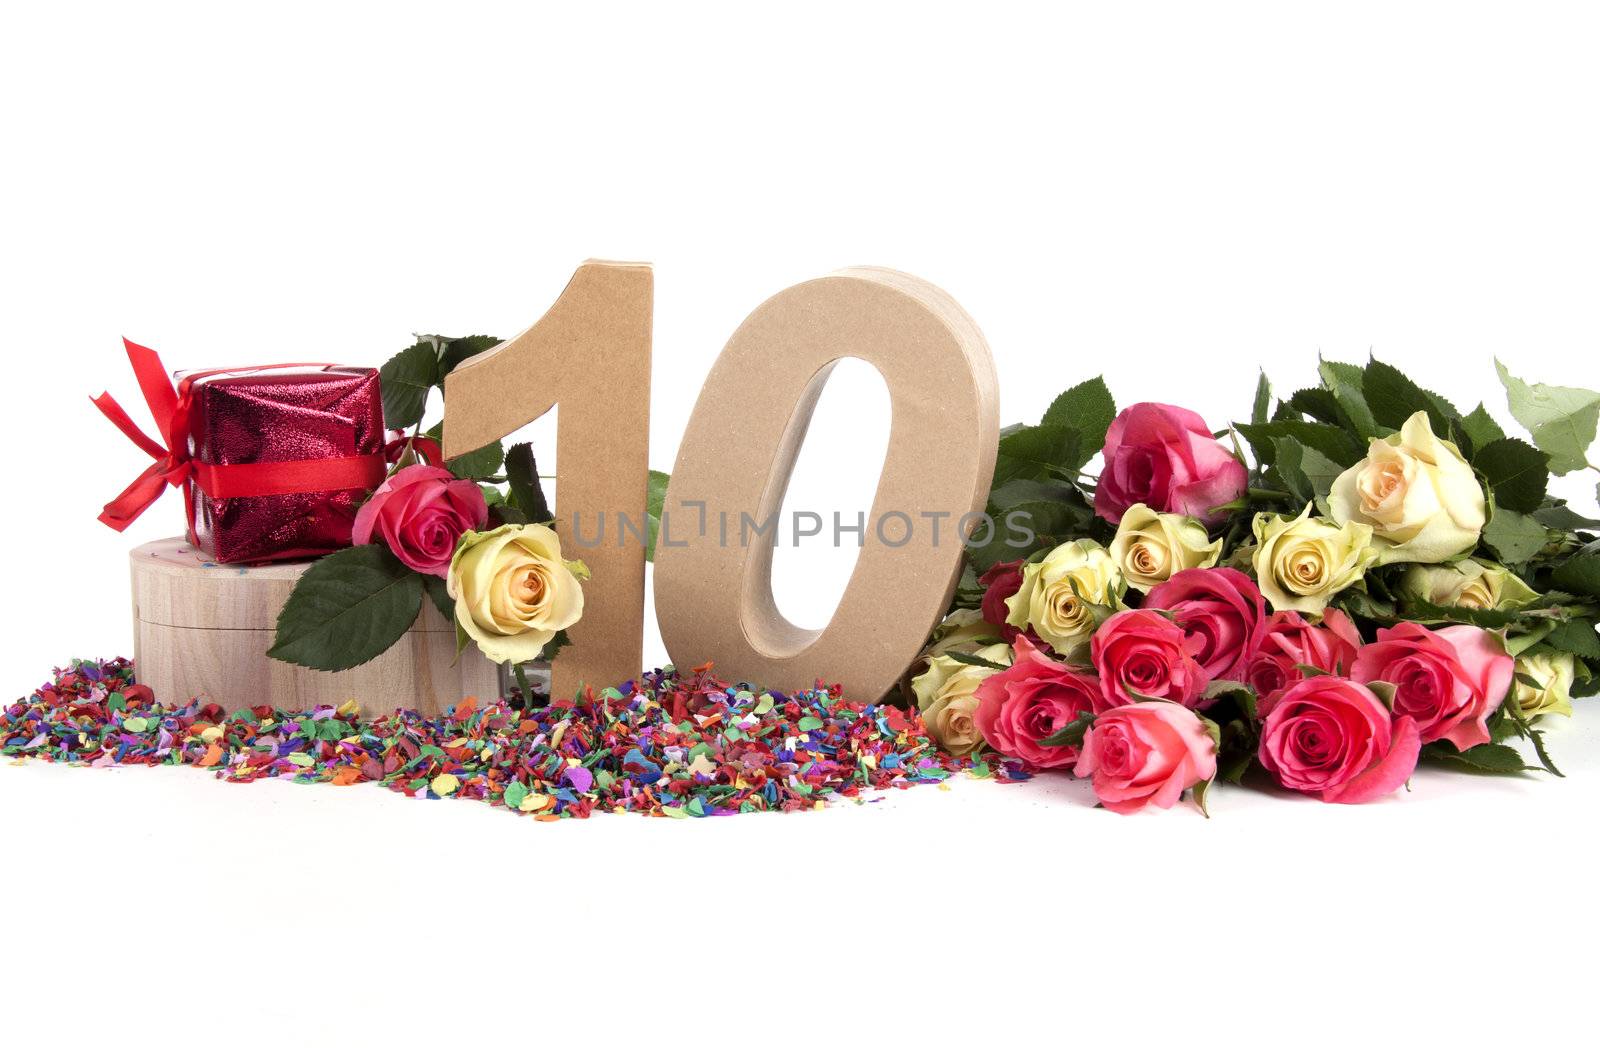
[{"left": 3, "top": 2, "right": 1599, "bottom": 1045}]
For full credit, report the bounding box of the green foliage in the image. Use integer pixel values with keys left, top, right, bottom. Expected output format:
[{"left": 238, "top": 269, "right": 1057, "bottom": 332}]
[
  {"left": 1421, "top": 741, "right": 1532, "bottom": 774},
  {"left": 1236, "top": 420, "right": 1363, "bottom": 467},
  {"left": 970, "top": 479, "right": 1096, "bottom": 571},
  {"left": 1362, "top": 357, "right": 1453, "bottom": 434},
  {"left": 1482, "top": 509, "right": 1549, "bottom": 565},
  {"left": 1251, "top": 371, "right": 1271, "bottom": 426},
  {"left": 645, "top": 469, "right": 671, "bottom": 562},
  {"left": 1496, "top": 360, "right": 1600, "bottom": 476},
  {"left": 423, "top": 420, "right": 503, "bottom": 481},
  {"left": 1472, "top": 437, "right": 1549, "bottom": 513},
  {"left": 438, "top": 334, "right": 502, "bottom": 376},
  {"left": 941, "top": 650, "right": 1010, "bottom": 671},
  {"left": 422, "top": 574, "right": 454, "bottom": 623},
  {"left": 1272, "top": 438, "right": 1341, "bottom": 512},
  {"left": 1318, "top": 359, "right": 1378, "bottom": 439},
  {"left": 993, "top": 424, "right": 1082, "bottom": 486},
  {"left": 1040, "top": 376, "right": 1116, "bottom": 459},
  {"left": 977, "top": 379, "right": 1116, "bottom": 570},
  {"left": 1040, "top": 710, "right": 1096, "bottom": 749},
  {"left": 269, "top": 545, "right": 424, "bottom": 671},
  {"left": 1459, "top": 403, "right": 1506, "bottom": 451},
  {"left": 1545, "top": 619, "right": 1600, "bottom": 659},
  {"left": 379, "top": 340, "right": 439, "bottom": 429},
  {"left": 504, "top": 442, "right": 552, "bottom": 523},
  {"left": 1550, "top": 553, "right": 1600, "bottom": 599}
]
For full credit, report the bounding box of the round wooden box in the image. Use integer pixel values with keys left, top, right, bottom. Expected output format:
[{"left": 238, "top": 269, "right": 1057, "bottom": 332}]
[{"left": 130, "top": 538, "right": 501, "bottom": 716}]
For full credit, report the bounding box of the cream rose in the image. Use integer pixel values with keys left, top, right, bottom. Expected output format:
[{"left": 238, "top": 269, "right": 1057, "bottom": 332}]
[
  {"left": 921, "top": 608, "right": 999, "bottom": 659},
  {"left": 1398, "top": 558, "right": 1538, "bottom": 612},
  {"left": 911, "top": 642, "right": 1011, "bottom": 756},
  {"left": 1510, "top": 650, "right": 1576, "bottom": 719},
  {"left": 1251, "top": 504, "right": 1378, "bottom": 615},
  {"left": 447, "top": 523, "right": 587, "bottom": 664},
  {"left": 1003, "top": 539, "right": 1126, "bottom": 660},
  {"left": 1328, "top": 411, "right": 1486, "bottom": 565},
  {"left": 1108, "top": 502, "right": 1222, "bottom": 592}
]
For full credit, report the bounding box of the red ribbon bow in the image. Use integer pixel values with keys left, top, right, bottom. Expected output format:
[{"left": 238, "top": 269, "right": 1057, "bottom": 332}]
[{"left": 92, "top": 339, "right": 407, "bottom": 533}]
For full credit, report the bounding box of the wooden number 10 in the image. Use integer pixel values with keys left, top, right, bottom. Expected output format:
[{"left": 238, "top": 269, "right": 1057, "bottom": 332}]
[{"left": 445, "top": 261, "right": 999, "bottom": 702}]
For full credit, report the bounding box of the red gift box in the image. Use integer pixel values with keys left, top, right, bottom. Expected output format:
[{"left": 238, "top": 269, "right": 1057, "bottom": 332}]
[{"left": 94, "top": 340, "right": 391, "bottom": 564}]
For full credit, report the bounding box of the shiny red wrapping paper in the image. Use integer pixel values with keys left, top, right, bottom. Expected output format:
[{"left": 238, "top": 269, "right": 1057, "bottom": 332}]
[{"left": 186, "top": 367, "right": 384, "bottom": 563}]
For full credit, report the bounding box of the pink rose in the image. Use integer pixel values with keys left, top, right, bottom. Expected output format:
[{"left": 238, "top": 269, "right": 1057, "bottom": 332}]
[
  {"left": 1094, "top": 402, "right": 1248, "bottom": 526},
  {"left": 353, "top": 464, "right": 489, "bottom": 577},
  {"left": 1074, "top": 702, "right": 1217, "bottom": 814},
  {"left": 1350, "top": 622, "right": 1512, "bottom": 751},
  {"left": 974, "top": 635, "right": 1101, "bottom": 768},
  {"left": 1246, "top": 608, "right": 1363, "bottom": 699},
  {"left": 1143, "top": 567, "right": 1266, "bottom": 683},
  {"left": 978, "top": 559, "right": 1026, "bottom": 642},
  {"left": 1257, "top": 676, "right": 1421, "bottom": 803},
  {"left": 1091, "top": 609, "right": 1208, "bottom": 709}
]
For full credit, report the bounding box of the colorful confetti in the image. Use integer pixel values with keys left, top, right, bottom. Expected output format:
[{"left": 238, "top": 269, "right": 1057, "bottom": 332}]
[{"left": 2, "top": 658, "right": 1031, "bottom": 818}]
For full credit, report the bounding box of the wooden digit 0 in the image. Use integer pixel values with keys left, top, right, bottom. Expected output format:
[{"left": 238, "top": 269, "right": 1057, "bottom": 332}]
[
  {"left": 442, "top": 260, "right": 652, "bottom": 701},
  {"left": 654, "top": 267, "right": 999, "bottom": 702}
]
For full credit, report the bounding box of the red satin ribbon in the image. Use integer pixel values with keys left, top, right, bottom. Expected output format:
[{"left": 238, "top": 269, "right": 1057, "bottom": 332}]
[{"left": 92, "top": 339, "right": 393, "bottom": 533}]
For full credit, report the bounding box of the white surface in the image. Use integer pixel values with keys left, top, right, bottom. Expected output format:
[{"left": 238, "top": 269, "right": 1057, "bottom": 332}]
[{"left": 4, "top": 2, "right": 1600, "bottom": 1045}]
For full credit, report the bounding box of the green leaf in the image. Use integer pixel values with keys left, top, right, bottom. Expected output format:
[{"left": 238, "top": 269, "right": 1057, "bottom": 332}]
[
  {"left": 993, "top": 424, "right": 1082, "bottom": 485},
  {"left": 1251, "top": 371, "right": 1271, "bottom": 426},
  {"left": 1388, "top": 596, "right": 1521, "bottom": 630},
  {"left": 379, "top": 341, "right": 439, "bottom": 429},
  {"left": 1459, "top": 403, "right": 1506, "bottom": 450},
  {"left": 1498, "top": 697, "right": 1564, "bottom": 777},
  {"left": 449, "top": 441, "right": 504, "bottom": 480},
  {"left": 1545, "top": 619, "right": 1600, "bottom": 659},
  {"left": 422, "top": 574, "right": 454, "bottom": 624},
  {"left": 1533, "top": 503, "right": 1600, "bottom": 532},
  {"left": 645, "top": 469, "right": 671, "bottom": 563},
  {"left": 1472, "top": 437, "right": 1549, "bottom": 513},
  {"left": 1272, "top": 438, "right": 1343, "bottom": 513},
  {"left": 505, "top": 442, "right": 553, "bottom": 523},
  {"left": 269, "top": 545, "right": 425, "bottom": 671},
  {"left": 1319, "top": 359, "right": 1378, "bottom": 439},
  {"left": 971, "top": 482, "right": 1095, "bottom": 572},
  {"left": 427, "top": 421, "right": 503, "bottom": 480},
  {"left": 1550, "top": 554, "right": 1600, "bottom": 599},
  {"left": 1287, "top": 387, "right": 1345, "bottom": 426},
  {"left": 1202, "top": 678, "right": 1258, "bottom": 719},
  {"left": 1041, "top": 376, "right": 1116, "bottom": 457},
  {"left": 1496, "top": 360, "right": 1600, "bottom": 476},
  {"left": 1040, "top": 710, "right": 1096, "bottom": 749},
  {"left": 1423, "top": 741, "right": 1532, "bottom": 774},
  {"left": 942, "top": 650, "right": 1009, "bottom": 671},
  {"left": 1482, "top": 509, "right": 1549, "bottom": 565},
  {"left": 438, "top": 335, "right": 501, "bottom": 377},
  {"left": 1363, "top": 357, "right": 1453, "bottom": 433},
  {"left": 1236, "top": 421, "right": 1364, "bottom": 467},
  {"left": 542, "top": 628, "right": 573, "bottom": 667}
]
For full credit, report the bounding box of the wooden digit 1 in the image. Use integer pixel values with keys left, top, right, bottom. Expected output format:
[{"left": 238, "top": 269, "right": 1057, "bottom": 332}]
[
  {"left": 442, "top": 260, "right": 652, "bottom": 701},
  {"left": 654, "top": 267, "right": 1000, "bottom": 702}
]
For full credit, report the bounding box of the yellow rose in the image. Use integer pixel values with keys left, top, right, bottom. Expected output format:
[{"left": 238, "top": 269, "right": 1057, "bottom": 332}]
[
  {"left": 1328, "top": 411, "right": 1486, "bottom": 565},
  {"left": 920, "top": 609, "right": 999, "bottom": 660},
  {"left": 447, "top": 523, "right": 587, "bottom": 664},
  {"left": 1108, "top": 503, "right": 1222, "bottom": 592},
  {"left": 1003, "top": 539, "right": 1125, "bottom": 660},
  {"left": 1251, "top": 504, "right": 1377, "bottom": 615},
  {"left": 1398, "top": 558, "right": 1538, "bottom": 612},
  {"left": 911, "top": 642, "right": 1010, "bottom": 756},
  {"left": 1510, "top": 650, "right": 1576, "bottom": 719}
]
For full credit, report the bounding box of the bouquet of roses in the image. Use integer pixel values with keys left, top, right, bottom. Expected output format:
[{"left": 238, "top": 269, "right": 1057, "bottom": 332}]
[
  {"left": 268, "top": 335, "right": 591, "bottom": 685},
  {"left": 916, "top": 357, "right": 1600, "bottom": 814}
]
